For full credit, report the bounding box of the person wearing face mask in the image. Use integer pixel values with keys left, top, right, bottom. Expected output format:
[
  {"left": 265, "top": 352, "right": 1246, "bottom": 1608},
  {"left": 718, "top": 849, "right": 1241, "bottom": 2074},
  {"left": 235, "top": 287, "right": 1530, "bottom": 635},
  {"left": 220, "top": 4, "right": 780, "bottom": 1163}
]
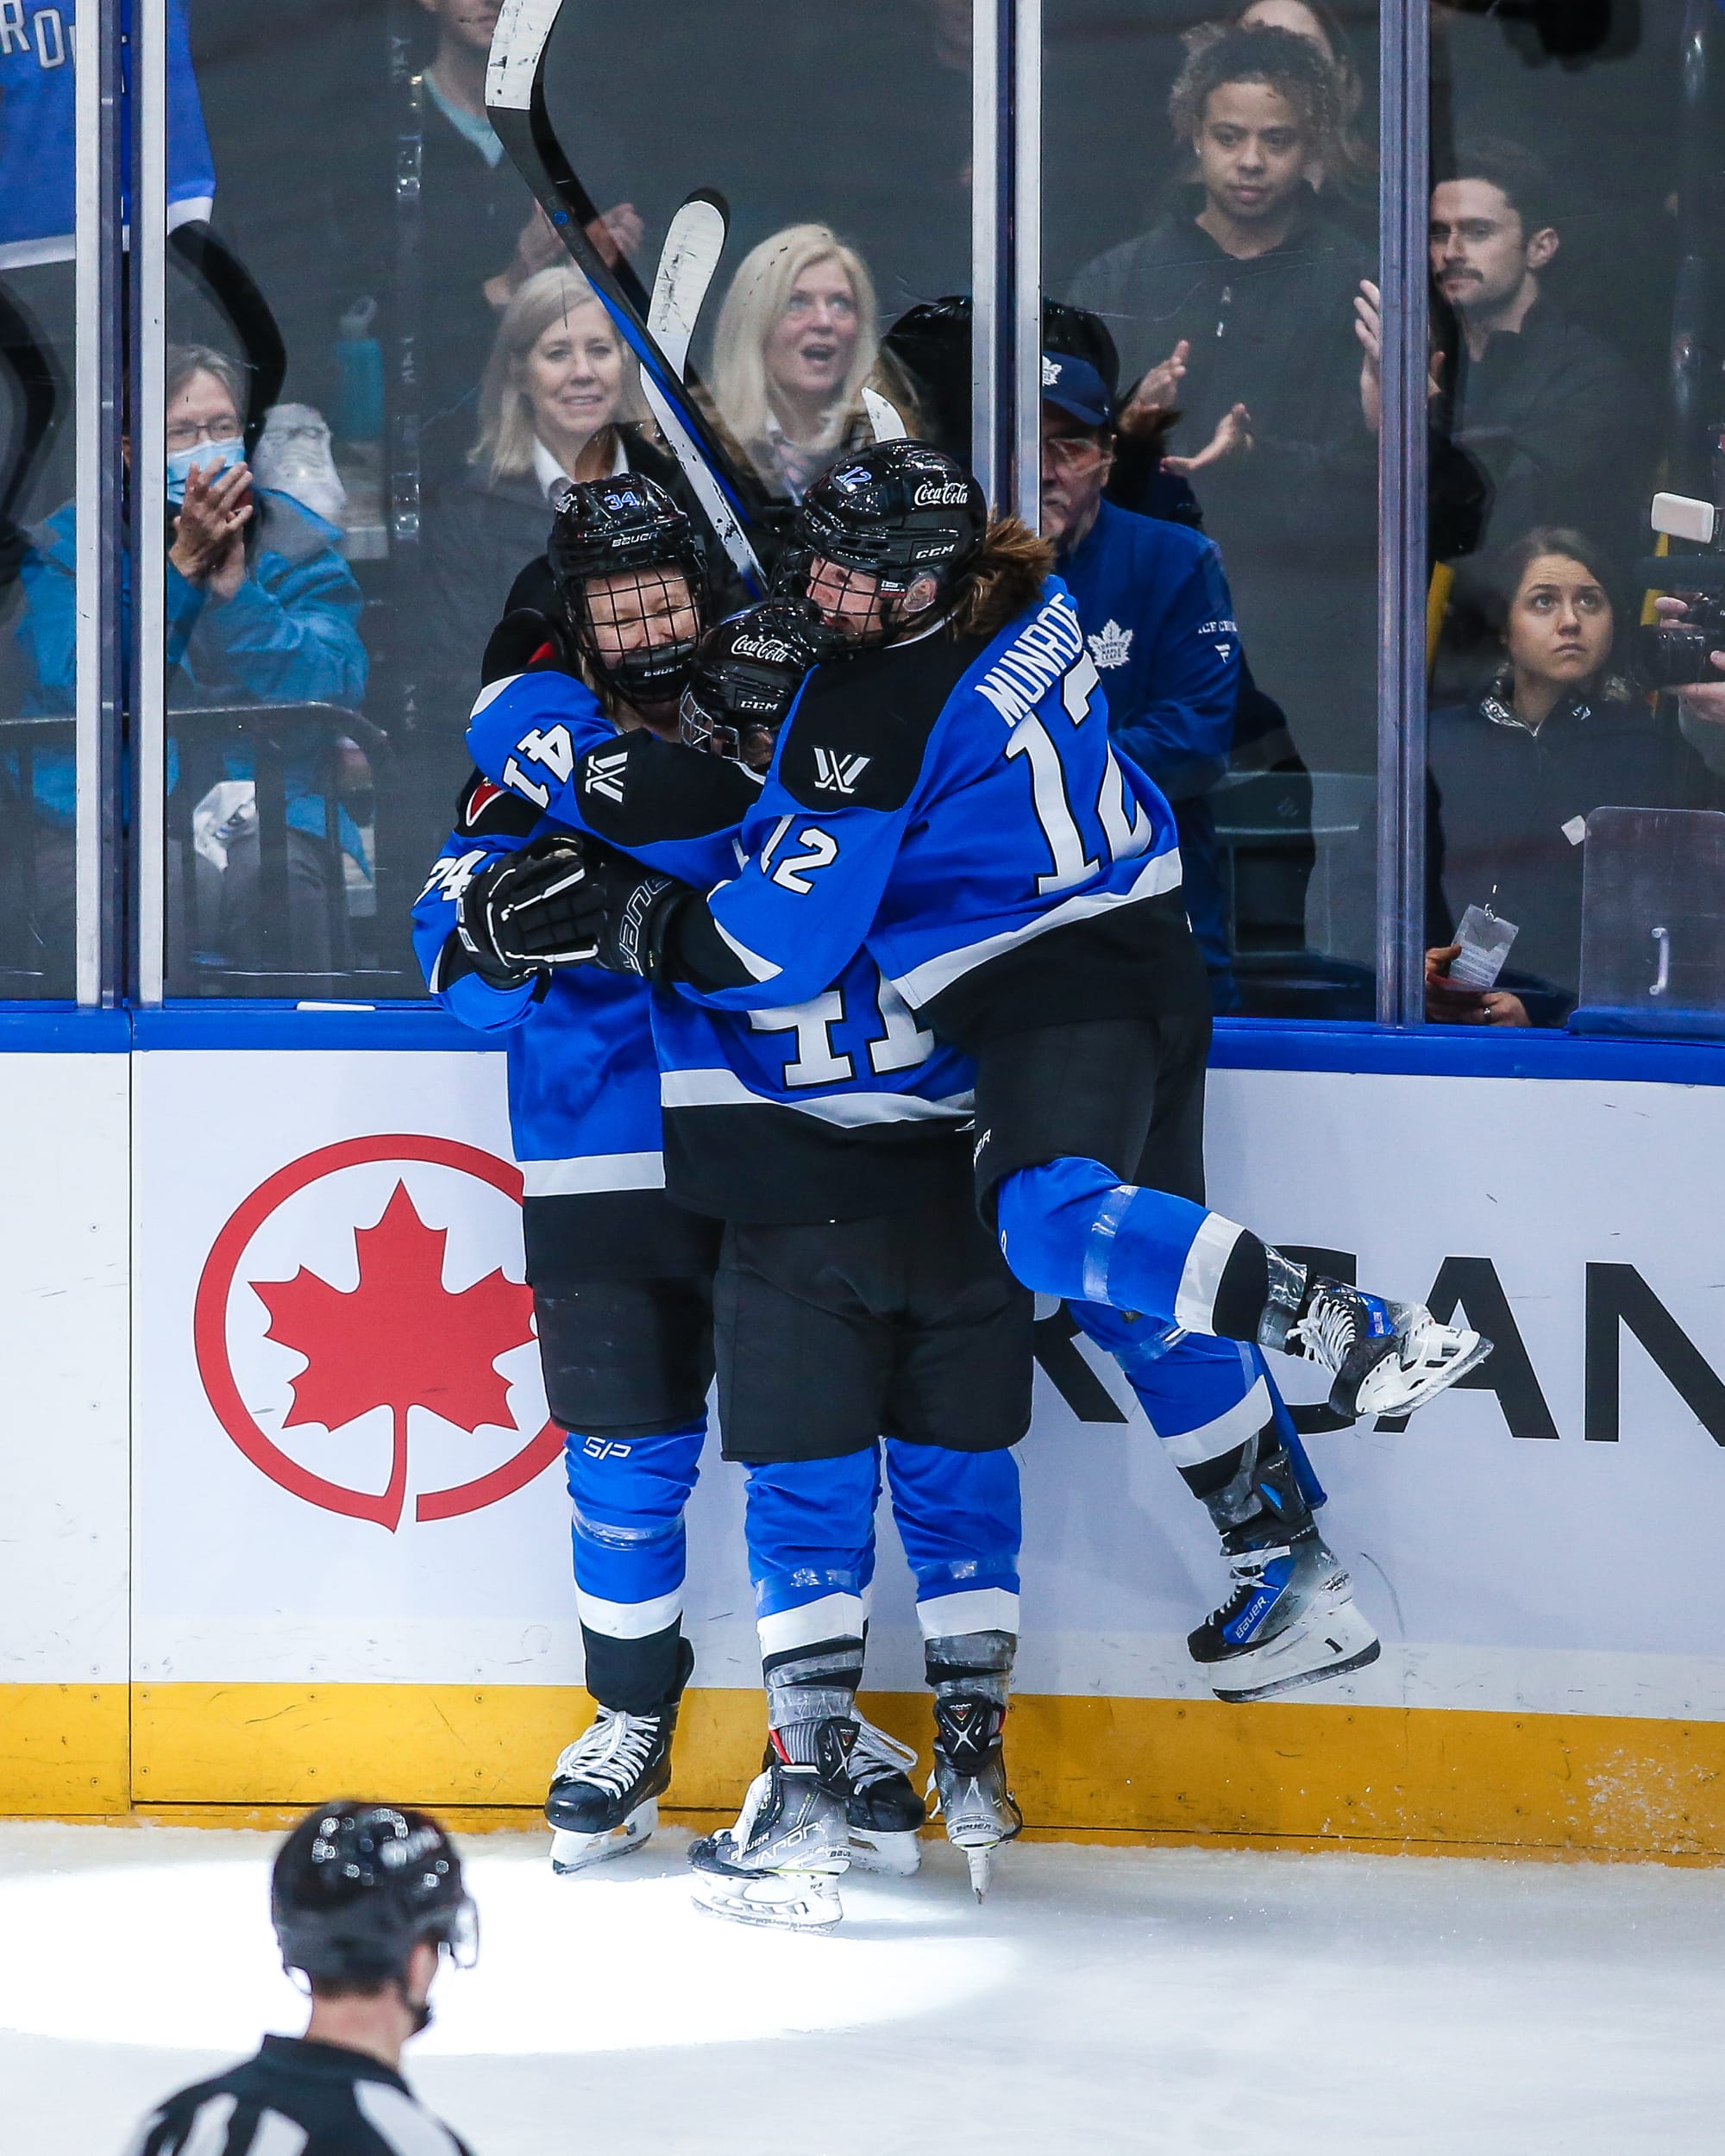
[
  {"left": 1426, "top": 528, "right": 1698, "bottom": 1029},
  {"left": 10, "top": 343, "right": 368, "bottom": 983},
  {"left": 710, "top": 223, "right": 917, "bottom": 507}
]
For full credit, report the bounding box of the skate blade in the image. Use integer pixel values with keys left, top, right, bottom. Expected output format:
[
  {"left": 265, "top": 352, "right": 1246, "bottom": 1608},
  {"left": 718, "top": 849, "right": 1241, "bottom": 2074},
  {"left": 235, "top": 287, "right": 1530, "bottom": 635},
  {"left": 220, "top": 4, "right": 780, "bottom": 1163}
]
[
  {"left": 1207, "top": 1608, "right": 1383, "bottom": 1704},
  {"left": 690, "top": 1869, "right": 844, "bottom": 1932},
  {"left": 848, "top": 1827, "right": 922, "bottom": 1877},
  {"left": 1353, "top": 1330, "right": 1493, "bottom": 1420},
  {"left": 549, "top": 1800, "right": 656, "bottom": 1875},
  {"left": 963, "top": 1844, "right": 996, "bottom": 1900}
]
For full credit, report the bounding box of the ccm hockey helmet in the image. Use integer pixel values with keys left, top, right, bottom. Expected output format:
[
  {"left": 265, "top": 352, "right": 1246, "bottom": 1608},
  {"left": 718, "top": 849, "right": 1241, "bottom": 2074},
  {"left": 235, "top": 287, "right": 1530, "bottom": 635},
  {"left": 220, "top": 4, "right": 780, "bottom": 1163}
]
[
  {"left": 680, "top": 600, "right": 837, "bottom": 771},
  {"left": 271, "top": 1802, "right": 477, "bottom": 1990},
  {"left": 547, "top": 474, "right": 707, "bottom": 704},
  {"left": 787, "top": 441, "right": 988, "bottom": 639}
]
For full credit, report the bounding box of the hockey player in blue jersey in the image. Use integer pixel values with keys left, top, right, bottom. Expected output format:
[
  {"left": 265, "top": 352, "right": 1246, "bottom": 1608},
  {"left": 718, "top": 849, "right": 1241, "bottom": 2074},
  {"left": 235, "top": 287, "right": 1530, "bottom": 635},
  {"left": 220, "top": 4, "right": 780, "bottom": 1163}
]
[
  {"left": 465, "top": 603, "right": 1035, "bottom": 1927},
  {"left": 413, "top": 475, "right": 726, "bottom": 1875},
  {"left": 418, "top": 479, "right": 925, "bottom": 1882},
  {"left": 527, "top": 442, "right": 1491, "bottom": 1708}
]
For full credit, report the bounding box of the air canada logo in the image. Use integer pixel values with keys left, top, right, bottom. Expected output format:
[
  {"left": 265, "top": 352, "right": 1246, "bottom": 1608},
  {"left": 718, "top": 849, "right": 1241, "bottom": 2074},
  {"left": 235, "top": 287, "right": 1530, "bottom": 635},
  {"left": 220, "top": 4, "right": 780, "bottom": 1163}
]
[{"left": 194, "top": 1137, "right": 560, "bottom": 1532}]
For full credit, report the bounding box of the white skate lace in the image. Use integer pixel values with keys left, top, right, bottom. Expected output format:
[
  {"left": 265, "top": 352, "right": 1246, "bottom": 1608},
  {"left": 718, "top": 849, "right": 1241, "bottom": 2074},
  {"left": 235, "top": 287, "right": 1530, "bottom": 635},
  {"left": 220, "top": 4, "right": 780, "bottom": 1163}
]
[
  {"left": 849, "top": 1715, "right": 918, "bottom": 1793},
  {"left": 552, "top": 1707, "right": 662, "bottom": 1801},
  {"left": 1289, "top": 1288, "right": 1366, "bottom": 1369}
]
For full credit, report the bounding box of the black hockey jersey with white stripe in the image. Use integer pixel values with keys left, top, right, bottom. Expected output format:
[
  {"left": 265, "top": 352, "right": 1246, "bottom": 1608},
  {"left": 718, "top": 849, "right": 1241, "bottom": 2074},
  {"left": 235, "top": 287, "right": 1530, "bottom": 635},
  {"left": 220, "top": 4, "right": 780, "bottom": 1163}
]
[{"left": 129, "top": 2035, "right": 476, "bottom": 2156}]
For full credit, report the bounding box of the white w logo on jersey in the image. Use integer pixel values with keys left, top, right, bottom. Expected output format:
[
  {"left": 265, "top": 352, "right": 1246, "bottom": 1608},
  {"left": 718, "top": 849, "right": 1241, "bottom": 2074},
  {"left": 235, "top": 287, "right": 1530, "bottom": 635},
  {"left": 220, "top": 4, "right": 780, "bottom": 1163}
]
[
  {"left": 583, "top": 748, "right": 630, "bottom": 804},
  {"left": 812, "top": 746, "right": 871, "bottom": 795}
]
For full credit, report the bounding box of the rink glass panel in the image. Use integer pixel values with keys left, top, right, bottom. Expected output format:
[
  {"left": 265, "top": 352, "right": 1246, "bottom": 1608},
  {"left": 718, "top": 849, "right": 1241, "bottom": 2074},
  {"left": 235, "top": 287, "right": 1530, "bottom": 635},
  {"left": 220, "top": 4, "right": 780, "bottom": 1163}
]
[
  {"left": 1421, "top": 5, "right": 1725, "bottom": 1041},
  {"left": 0, "top": 248, "right": 79, "bottom": 997},
  {"left": 134, "top": 0, "right": 978, "bottom": 1003},
  {"left": 1042, "top": 0, "right": 1385, "bottom": 1022}
]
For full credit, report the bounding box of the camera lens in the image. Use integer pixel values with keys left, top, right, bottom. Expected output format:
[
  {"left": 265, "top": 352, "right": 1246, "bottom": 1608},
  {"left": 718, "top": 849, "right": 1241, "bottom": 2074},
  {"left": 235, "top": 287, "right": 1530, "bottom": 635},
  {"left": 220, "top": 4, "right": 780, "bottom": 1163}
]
[{"left": 1637, "top": 622, "right": 1716, "bottom": 690}]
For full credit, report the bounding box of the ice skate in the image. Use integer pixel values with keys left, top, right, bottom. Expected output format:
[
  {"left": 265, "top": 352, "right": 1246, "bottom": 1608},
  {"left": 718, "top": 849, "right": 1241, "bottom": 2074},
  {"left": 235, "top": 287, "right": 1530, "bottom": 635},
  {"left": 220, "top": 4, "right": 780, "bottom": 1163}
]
[
  {"left": 1189, "top": 1523, "right": 1381, "bottom": 1702},
  {"left": 546, "top": 1650, "right": 691, "bottom": 1874},
  {"left": 845, "top": 1714, "right": 926, "bottom": 1877},
  {"left": 929, "top": 1693, "right": 1021, "bottom": 1900},
  {"left": 1263, "top": 1263, "right": 1491, "bottom": 1420},
  {"left": 688, "top": 1717, "right": 854, "bottom": 1932}
]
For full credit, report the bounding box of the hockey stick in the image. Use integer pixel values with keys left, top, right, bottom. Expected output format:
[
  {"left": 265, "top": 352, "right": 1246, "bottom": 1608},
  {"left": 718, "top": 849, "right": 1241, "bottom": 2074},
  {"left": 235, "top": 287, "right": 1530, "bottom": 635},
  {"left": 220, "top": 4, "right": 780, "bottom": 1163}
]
[
  {"left": 649, "top": 190, "right": 728, "bottom": 385},
  {"left": 486, "top": 0, "right": 764, "bottom": 591},
  {"left": 861, "top": 385, "right": 908, "bottom": 443}
]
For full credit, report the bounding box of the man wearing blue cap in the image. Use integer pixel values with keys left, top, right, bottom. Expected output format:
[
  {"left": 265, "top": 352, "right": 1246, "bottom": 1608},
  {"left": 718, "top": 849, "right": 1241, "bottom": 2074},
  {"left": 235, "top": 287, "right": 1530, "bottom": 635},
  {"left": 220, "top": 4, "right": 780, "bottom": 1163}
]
[{"left": 1039, "top": 333, "right": 1242, "bottom": 1011}]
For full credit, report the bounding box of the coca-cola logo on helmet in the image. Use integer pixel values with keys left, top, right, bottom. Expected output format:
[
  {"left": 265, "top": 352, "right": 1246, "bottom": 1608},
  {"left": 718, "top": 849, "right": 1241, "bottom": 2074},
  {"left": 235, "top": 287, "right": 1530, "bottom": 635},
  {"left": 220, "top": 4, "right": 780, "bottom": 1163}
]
[
  {"left": 731, "top": 635, "right": 797, "bottom": 663},
  {"left": 913, "top": 479, "right": 971, "bottom": 508}
]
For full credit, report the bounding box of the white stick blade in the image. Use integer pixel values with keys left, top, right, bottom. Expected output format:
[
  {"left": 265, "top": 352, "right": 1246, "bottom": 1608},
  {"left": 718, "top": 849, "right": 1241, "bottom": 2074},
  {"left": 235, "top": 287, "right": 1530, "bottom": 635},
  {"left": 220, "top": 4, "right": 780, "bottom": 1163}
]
[
  {"left": 649, "top": 197, "right": 729, "bottom": 380},
  {"left": 487, "top": 0, "right": 561, "bottom": 113}
]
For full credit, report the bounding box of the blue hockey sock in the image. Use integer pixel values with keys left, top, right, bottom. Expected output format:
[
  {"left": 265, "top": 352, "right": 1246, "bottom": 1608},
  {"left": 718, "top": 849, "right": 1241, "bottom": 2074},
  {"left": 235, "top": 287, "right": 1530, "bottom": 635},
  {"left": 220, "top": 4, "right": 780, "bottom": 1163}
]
[
  {"left": 564, "top": 1418, "right": 705, "bottom": 1712},
  {"left": 996, "top": 1157, "right": 1265, "bottom": 1333}
]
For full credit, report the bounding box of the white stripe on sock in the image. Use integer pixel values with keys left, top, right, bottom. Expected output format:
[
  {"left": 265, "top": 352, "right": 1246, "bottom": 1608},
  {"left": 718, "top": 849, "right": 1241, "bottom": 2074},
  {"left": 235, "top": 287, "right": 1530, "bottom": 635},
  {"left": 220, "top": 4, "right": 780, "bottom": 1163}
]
[
  {"left": 916, "top": 1587, "right": 1020, "bottom": 1639},
  {"left": 757, "top": 1592, "right": 866, "bottom": 1658},
  {"left": 574, "top": 1586, "right": 683, "bottom": 1639},
  {"left": 1156, "top": 1376, "right": 1272, "bottom": 1467},
  {"left": 1173, "top": 1212, "right": 1249, "bottom": 1334}
]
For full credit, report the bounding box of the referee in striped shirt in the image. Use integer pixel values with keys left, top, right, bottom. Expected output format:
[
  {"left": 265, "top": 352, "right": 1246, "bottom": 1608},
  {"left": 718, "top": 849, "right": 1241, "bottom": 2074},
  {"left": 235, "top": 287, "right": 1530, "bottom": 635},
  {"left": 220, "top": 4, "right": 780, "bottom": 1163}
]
[{"left": 127, "top": 1803, "right": 480, "bottom": 2155}]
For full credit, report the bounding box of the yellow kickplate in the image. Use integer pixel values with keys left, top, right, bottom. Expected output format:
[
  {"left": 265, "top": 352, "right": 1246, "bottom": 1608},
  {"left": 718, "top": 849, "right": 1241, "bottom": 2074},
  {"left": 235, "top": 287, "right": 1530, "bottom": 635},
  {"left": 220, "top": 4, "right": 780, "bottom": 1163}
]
[{"left": 89, "top": 1683, "right": 1725, "bottom": 1860}]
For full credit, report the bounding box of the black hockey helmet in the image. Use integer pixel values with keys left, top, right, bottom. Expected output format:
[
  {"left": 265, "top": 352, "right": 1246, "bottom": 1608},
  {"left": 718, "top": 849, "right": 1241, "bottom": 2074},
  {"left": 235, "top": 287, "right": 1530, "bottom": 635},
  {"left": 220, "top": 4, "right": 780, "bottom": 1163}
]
[
  {"left": 786, "top": 441, "right": 988, "bottom": 642},
  {"left": 271, "top": 1802, "right": 477, "bottom": 1990},
  {"left": 547, "top": 473, "right": 707, "bottom": 704},
  {"left": 680, "top": 599, "right": 837, "bottom": 770}
]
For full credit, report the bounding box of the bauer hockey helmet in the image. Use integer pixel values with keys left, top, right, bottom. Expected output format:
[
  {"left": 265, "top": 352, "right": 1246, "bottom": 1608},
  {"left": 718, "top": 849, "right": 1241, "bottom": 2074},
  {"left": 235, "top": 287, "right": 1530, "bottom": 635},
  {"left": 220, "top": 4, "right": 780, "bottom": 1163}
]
[
  {"left": 786, "top": 440, "right": 988, "bottom": 643},
  {"left": 271, "top": 1802, "right": 478, "bottom": 1991},
  {"left": 547, "top": 473, "right": 707, "bottom": 704},
  {"left": 680, "top": 600, "right": 837, "bottom": 770}
]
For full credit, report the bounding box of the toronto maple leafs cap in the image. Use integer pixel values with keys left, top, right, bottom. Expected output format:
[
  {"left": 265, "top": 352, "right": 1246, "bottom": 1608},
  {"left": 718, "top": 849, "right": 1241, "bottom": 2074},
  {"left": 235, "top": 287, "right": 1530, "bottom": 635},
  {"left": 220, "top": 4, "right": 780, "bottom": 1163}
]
[{"left": 1041, "top": 349, "right": 1113, "bottom": 429}]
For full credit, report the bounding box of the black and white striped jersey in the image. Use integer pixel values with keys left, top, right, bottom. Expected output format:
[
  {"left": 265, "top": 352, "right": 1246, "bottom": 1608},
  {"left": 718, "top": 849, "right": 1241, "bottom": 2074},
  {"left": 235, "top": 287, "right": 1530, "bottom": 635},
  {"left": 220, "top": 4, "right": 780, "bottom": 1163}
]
[{"left": 128, "top": 2035, "right": 477, "bottom": 2156}]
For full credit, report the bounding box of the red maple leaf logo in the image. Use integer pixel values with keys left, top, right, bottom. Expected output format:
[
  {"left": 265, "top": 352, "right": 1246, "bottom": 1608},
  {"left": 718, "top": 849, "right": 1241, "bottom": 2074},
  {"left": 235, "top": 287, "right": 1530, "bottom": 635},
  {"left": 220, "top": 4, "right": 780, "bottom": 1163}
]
[{"left": 250, "top": 1182, "right": 536, "bottom": 1533}]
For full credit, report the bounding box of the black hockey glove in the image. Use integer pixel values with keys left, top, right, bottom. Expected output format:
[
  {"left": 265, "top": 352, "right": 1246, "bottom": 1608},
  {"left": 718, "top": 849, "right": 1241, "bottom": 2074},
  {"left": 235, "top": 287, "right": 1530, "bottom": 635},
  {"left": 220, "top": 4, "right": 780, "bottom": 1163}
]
[
  {"left": 568, "top": 838, "right": 688, "bottom": 981},
  {"left": 455, "top": 836, "right": 598, "bottom": 987}
]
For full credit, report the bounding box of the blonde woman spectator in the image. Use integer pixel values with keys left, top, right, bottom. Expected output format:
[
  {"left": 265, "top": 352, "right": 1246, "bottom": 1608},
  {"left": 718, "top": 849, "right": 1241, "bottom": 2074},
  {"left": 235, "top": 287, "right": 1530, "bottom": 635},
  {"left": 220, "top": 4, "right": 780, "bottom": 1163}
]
[
  {"left": 423, "top": 266, "right": 682, "bottom": 711},
  {"left": 711, "top": 223, "right": 911, "bottom": 502}
]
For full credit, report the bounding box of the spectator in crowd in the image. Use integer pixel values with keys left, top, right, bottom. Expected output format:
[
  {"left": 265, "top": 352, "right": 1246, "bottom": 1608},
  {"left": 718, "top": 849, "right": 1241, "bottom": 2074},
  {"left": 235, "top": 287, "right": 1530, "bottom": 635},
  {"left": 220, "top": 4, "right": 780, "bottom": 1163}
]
[
  {"left": 423, "top": 266, "right": 660, "bottom": 697},
  {"left": 1421, "top": 138, "right": 1640, "bottom": 560},
  {"left": 1070, "top": 25, "right": 1377, "bottom": 782},
  {"left": 353, "top": 0, "right": 641, "bottom": 480},
  {"left": 1426, "top": 527, "right": 1689, "bottom": 1028},
  {"left": 1205, "top": 1, "right": 1374, "bottom": 224},
  {"left": 12, "top": 344, "right": 369, "bottom": 980},
  {"left": 710, "top": 223, "right": 916, "bottom": 503},
  {"left": 1038, "top": 321, "right": 1243, "bottom": 1010}
]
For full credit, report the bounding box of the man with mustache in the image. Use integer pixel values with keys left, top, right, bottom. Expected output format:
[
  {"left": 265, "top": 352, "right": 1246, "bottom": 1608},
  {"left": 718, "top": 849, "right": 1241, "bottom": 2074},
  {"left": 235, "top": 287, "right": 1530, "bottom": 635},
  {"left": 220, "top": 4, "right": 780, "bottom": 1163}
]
[{"left": 1421, "top": 137, "right": 1639, "bottom": 560}]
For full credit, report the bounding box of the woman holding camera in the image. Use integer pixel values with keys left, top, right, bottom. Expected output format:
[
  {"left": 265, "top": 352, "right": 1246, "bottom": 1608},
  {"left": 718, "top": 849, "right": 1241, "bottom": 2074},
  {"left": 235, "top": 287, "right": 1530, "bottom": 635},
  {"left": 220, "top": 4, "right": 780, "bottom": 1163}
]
[{"left": 1425, "top": 526, "right": 1702, "bottom": 1027}]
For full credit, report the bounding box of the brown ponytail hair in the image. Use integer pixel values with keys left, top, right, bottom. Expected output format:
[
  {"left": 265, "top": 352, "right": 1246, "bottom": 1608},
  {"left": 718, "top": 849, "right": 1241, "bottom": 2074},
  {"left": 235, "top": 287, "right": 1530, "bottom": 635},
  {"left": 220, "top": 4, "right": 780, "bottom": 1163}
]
[{"left": 948, "top": 517, "right": 1056, "bottom": 641}]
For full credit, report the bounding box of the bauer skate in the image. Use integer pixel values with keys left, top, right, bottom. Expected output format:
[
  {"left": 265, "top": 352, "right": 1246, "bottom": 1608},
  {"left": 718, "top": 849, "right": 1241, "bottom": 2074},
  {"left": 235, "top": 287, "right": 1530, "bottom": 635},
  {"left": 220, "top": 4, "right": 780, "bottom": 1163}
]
[
  {"left": 929, "top": 1694, "right": 1021, "bottom": 1900},
  {"left": 546, "top": 1644, "right": 692, "bottom": 1874},
  {"left": 845, "top": 1714, "right": 926, "bottom": 1877},
  {"left": 1189, "top": 1521, "right": 1381, "bottom": 1702},
  {"left": 688, "top": 1717, "right": 854, "bottom": 1932},
  {"left": 1261, "top": 1262, "right": 1491, "bottom": 1421}
]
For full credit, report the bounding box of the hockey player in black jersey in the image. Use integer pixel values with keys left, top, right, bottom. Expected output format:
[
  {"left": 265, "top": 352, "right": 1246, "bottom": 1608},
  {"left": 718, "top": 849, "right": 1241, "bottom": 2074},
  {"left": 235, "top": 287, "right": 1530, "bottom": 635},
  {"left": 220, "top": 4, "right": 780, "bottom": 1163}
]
[
  {"left": 417, "top": 479, "right": 924, "bottom": 1873},
  {"left": 129, "top": 1804, "right": 479, "bottom": 2156},
  {"left": 468, "top": 603, "right": 1033, "bottom": 1925},
  {"left": 527, "top": 442, "right": 1491, "bottom": 1707}
]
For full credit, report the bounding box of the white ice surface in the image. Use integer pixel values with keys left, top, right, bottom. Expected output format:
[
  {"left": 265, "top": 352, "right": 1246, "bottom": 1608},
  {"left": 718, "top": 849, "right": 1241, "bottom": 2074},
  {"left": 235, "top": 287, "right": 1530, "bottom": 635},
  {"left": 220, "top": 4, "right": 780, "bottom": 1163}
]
[{"left": 2, "top": 1821, "right": 1722, "bottom": 2155}]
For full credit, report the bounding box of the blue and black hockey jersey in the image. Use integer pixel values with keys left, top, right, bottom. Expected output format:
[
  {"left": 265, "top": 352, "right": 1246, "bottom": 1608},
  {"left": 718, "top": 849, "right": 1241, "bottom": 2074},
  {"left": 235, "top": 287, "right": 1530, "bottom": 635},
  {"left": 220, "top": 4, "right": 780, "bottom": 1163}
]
[
  {"left": 463, "top": 669, "right": 982, "bottom": 1223},
  {"left": 415, "top": 670, "right": 742, "bottom": 1199},
  {"left": 659, "top": 578, "right": 1210, "bottom": 1047},
  {"left": 0, "top": 0, "right": 216, "bottom": 271}
]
